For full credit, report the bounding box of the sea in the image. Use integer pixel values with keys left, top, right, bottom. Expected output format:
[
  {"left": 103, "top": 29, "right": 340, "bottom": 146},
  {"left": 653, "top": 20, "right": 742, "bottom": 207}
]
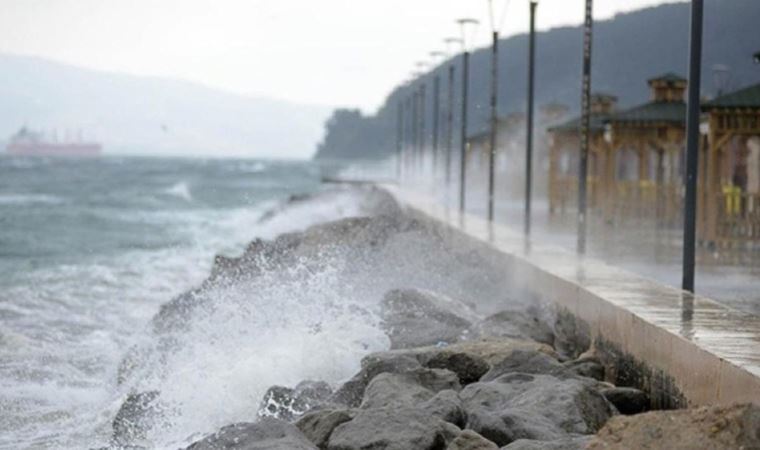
[{"left": 0, "top": 156, "right": 374, "bottom": 449}]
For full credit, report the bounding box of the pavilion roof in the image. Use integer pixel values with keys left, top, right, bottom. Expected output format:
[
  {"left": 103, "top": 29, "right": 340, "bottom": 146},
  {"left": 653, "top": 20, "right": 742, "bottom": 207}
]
[
  {"left": 702, "top": 82, "right": 760, "bottom": 110},
  {"left": 548, "top": 112, "right": 612, "bottom": 134},
  {"left": 609, "top": 101, "right": 686, "bottom": 126}
]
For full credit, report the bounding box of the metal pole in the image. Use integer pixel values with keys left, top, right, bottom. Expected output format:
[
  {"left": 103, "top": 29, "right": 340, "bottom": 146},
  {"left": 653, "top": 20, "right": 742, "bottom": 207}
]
[
  {"left": 446, "top": 64, "right": 456, "bottom": 191},
  {"left": 525, "top": 1, "right": 537, "bottom": 236},
  {"left": 420, "top": 83, "right": 427, "bottom": 177},
  {"left": 412, "top": 87, "right": 419, "bottom": 177},
  {"left": 577, "top": 0, "right": 593, "bottom": 254},
  {"left": 432, "top": 75, "right": 441, "bottom": 184},
  {"left": 487, "top": 31, "right": 499, "bottom": 222},
  {"left": 682, "top": 0, "right": 704, "bottom": 293},
  {"left": 396, "top": 100, "right": 403, "bottom": 181},
  {"left": 460, "top": 51, "right": 470, "bottom": 214}
]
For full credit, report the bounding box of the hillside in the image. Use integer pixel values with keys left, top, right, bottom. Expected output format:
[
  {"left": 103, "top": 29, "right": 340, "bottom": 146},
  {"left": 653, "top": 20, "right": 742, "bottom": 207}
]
[
  {"left": 0, "top": 54, "right": 332, "bottom": 158},
  {"left": 314, "top": 0, "right": 760, "bottom": 160}
]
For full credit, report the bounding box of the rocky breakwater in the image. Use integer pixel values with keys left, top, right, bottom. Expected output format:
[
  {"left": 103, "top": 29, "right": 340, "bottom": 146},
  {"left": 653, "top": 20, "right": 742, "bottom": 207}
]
[{"left": 109, "top": 186, "right": 760, "bottom": 450}]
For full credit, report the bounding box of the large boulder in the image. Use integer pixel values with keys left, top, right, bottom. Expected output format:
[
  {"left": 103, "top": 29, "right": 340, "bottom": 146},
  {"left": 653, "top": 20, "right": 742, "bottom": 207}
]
[
  {"left": 330, "top": 353, "right": 423, "bottom": 408},
  {"left": 480, "top": 350, "right": 570, "bottom": 382},
  {"left": 111, "top": 391, "right": 162, "bottom": 448},
  {"left": 501, "top": 436, "right": 593, "bottom": 449},
  {"left": 296, "top": 409, "right": 356, "bottom": 449},
  {"left": 588, "top": 403, "right": 760, "bottom": 449},
  {"left": 472, "top": 310, "right": 554, "bottom": 346},
  {"left": 380, "top": 289, "right": 478, "bottom": 349},
  {"left": 420, "top": 390, "right": 468, "bottom": 427},
  {"left": 327, "top": 407, "right": 459, "bottom": 450},
  {"left": 258, "top": 381, "right": 333, "bottom": 421},
  {"left": 598, "top": 387, "right": 649, "bottom": 415},
  {"left": 184, "top": 418, "right": 317, "bottom": 450},
  {"left": 447, "top": 429, "right": 499, "bottom": 450},
  {"left": 460, "top": 373, "right": 615, "bottom": 446},
  {"left": 360, "top": 368, "right": 461, "bottom": 410}
]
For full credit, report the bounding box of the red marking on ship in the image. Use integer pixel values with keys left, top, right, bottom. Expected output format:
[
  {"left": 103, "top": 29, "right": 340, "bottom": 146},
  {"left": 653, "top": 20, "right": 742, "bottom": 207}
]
[{"left": 6, "top": 127, "right": 102, "bottom": 157}]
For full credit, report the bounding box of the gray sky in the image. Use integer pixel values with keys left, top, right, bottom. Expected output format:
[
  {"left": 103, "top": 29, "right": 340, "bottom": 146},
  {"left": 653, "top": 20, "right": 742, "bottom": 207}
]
[{"left": 0, "top": 0, "right": 686, "bottom": 112}]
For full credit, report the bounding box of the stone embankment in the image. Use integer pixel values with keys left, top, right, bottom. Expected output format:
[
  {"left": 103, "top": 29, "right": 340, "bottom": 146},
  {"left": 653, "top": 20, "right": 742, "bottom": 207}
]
[{"left": 110, "top": 187, "right": 760, "bottom": 450}]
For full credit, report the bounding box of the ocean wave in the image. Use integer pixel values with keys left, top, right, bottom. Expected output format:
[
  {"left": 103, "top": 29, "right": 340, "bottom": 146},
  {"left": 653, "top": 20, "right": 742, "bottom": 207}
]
[
  {"left": 0, "top": 193, "right": 64, "bottom": 205},
  {"left": 162, "top": 182, "right": 193, "bottom": 201}
]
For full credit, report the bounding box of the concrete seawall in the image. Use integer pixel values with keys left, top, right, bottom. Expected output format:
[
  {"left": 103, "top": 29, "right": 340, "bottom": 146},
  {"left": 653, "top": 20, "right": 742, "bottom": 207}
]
[{"left": 385, "top": 185, "right": 760, "bottom": 408}]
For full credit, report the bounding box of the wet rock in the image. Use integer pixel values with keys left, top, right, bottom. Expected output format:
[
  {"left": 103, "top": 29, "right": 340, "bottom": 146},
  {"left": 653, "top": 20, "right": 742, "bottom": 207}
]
[
  {"left": 111, "top": 391, "right": 161, "bottom": 448},
  {"left": 501, "top": 436, "right": 593, "bottom": 449},
  {"left": 564, "top": 357, "right": 605, "bottom": 381},
  {"left": 425, "top": 350, "right": 491, "bottom": 385},
  {"left": 326, "top": 407, "right": 457, "bottom": 450},
  {"left": 185, "top": 418, "right": 317, "bottom": 449},
  {"left": 599, "top": 387, "right": 648, "bottom": 415},
  {"left": 460, "top": 373, "right": 615, "bottom": 446},
  {"left": 380, "top": 288, "right": 477, "bottom": 349},
  {"left": 330, "top": 353, "right": 422, "bottom": 407},
  {"left": 420, "top": 390, "right": 468, "bottom": 427},
  {"left": 480, "top": 350, "right": 569, "bottom": 382},
  {"left": 296, "top": 409, "right": 355, "bottom": 449},
  {"left": 473, "top": 310, "right": 554, "bottom": 346},
  {"left": 447, "top": 429, "right": 499, "bottom": 450},
  {"left": 552, "top": 310, "right": 591, "bottom": 359},
  {"left": 360, "top": 368, "right": 461, "bottom": 410},
  {"left": 258, "top": 381, "right": 333, "bottom": 421},
  {"left": 589, "top": 403, "right": 760, "bottom": 449}
]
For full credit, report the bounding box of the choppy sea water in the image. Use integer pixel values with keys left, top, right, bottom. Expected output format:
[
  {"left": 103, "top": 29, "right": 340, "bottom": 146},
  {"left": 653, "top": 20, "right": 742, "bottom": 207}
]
[{"left": 0, "top": 156, "right": 365, "bottom": 449}]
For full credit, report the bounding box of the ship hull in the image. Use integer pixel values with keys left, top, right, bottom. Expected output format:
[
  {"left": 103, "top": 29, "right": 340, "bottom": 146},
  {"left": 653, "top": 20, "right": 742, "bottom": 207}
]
[{"left": 6, "top": 143, "right": 102, "bottom": 157}]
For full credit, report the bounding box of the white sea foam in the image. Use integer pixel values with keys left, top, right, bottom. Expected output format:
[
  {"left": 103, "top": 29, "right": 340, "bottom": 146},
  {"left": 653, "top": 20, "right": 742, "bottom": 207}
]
[
  {"left": 163, "top": 181, "right": 193, "bottom": 201},
  {"left": 0, "top": 193, "right": 64, "bottom": 205}
]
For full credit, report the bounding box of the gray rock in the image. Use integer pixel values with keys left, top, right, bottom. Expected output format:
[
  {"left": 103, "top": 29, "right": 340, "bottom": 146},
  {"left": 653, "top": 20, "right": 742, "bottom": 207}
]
[
  {"left": 460, "top": 373, "right": 615, "bottom": 446},
  {"left": 480, "top": 350, "right": 569, "bottom": 382},
  {"left": 296, "top": 409, "right": 355, "bottom": 449},
  {"left": 426, "top": 350, "right": 491, "bottom": 385},
  {"left": 563, "top": 357, "right": 605, "bottom": 381},
  {"left": 327, "top": 407, "right": 455, "bottom": 450},
  {"left": 552, "top": 310, "right": 591, "bottom": 360},
  {"left": 599, "top": 387, "right": 649, "bottom": 415},
  {"left": 185, "top": 418, "right": 317, "bottom": 449},
  {"left": 330, "top": 354, "right": 422, "bottom": 407},
  {"left": 420, "top": 390, "right": 468, "bottom": 427},
  {"left": 380, "top": 289, "right": 476, "bottom": 349},
  {"left": 448, "top": 430, "right": 499, "bottom": 450},
  {"left": 111, "top": 391, "right": 161, "bottom": 447},
  {"left": 500, "top": 436, "right": 593, "bottom": 450},
  {"left": 258, "top": 381, "right": 333, "bottom": 421},
  {"left": 360, "top": 368, "right": 461, "bottom": 410},
  {"left": 473, "top": 310, "right": 554, "bottom": 346}
]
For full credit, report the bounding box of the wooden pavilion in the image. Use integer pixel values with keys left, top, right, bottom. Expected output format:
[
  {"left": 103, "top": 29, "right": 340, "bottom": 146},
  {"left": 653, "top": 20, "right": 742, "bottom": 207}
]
[
  {"left": 547, "top": 94, "right": 617, "bottom": 214},
  {"left": 602, "top": 73, "right": 687, "bottom": 225},
  {"left": 699, "top": 82, "right": 760, "bottom": 247}
]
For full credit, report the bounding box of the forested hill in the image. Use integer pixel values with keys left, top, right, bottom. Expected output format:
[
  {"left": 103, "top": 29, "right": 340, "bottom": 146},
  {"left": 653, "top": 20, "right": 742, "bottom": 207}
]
[{"left": 314, "top": 0, "right": 760, "bottom": 161}]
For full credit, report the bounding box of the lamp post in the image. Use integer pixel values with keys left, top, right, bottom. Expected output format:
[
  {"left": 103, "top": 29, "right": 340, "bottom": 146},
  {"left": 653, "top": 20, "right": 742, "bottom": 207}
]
[
  {"left": 525, "top": 1, "right": 538, "bottom": 236},
  {"left": 457, "top": 18, "right": 479, "bottom": 214},
  {"left": 682, "top": 0, "right": 704, "bottom": 293},
  {"left": 444, "top": 37, "right": 463, "bottom": 200},
  {"left": 430, "top": 51, "right": 447, "bottom": 186},
  {"left": 486, "top": 0, "right": 500, "bottom": 223},
  {"left": 577, "top": 0, "right": 593, "bottom": 255}
]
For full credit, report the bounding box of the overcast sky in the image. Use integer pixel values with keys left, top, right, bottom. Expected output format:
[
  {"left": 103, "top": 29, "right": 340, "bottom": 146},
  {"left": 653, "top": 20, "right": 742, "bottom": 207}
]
[{"left": 0, "top": 0, "right": 687, "bottom": 112}]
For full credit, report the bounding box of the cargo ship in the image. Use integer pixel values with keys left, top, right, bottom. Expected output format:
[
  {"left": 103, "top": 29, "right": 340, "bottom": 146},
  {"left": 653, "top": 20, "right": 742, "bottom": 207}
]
[{"left": 5, "top": 127, "right": 102, "bottom": 157}]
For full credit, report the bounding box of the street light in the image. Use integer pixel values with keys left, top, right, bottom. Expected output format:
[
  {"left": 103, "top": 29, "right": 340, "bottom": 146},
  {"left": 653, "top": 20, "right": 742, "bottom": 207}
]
[
  {"left": 443, "top": 37, "right": 462, "bottom": 195},
  {"left": 483, "top": 0, "right": 502, "bottom": 223},
  {"left": 754, "top": 51, "right": 760, "bottom": 64},
  {"left": 456, "top": 18, "right": 479, "bottom": 214},
  {"left": 525, "top": 0, "right": 538, "bottom": 237}
]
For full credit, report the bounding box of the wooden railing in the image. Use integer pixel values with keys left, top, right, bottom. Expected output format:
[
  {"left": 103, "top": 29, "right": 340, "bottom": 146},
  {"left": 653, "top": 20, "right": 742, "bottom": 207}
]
[{"left": 714, "top": 190, "right": 760, "bottom": 245}]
